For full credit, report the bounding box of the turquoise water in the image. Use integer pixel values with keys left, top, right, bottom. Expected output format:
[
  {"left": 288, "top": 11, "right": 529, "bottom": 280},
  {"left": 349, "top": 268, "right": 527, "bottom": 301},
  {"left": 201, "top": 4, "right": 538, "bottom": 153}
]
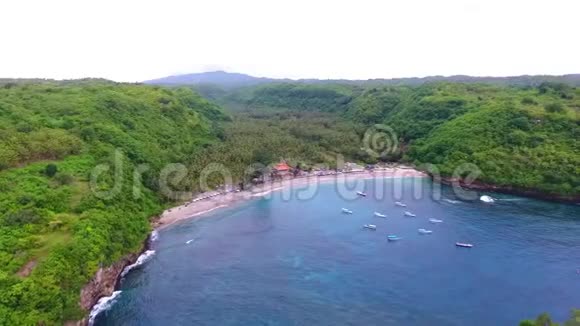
[{"left": 95, "top": 178, "right": 580, "bottom": 325}]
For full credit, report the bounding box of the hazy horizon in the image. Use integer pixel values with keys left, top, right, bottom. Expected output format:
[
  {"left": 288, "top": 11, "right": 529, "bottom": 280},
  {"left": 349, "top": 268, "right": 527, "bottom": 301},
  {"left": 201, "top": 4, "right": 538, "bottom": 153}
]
[
  {"left": 2, "top": 0, "right": 579, "bottom": 82},
  {"left": 5, "top": 70, "right": 580, "bottom": 84}
]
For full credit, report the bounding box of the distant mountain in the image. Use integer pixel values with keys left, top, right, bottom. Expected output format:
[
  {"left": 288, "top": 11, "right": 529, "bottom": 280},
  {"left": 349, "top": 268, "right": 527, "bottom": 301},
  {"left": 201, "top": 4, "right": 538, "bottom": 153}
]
[
  {"left": 144, "top": 71, "right": 580, "bottom": 88},
  {"left": 143, "top": 71, "right": 280, "bottom": 88}
]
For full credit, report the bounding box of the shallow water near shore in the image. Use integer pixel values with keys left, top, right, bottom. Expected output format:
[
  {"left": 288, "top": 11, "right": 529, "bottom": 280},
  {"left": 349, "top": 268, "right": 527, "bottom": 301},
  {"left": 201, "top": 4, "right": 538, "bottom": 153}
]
[{"left": 94, "top": 178, "right": 580, "bottom": 325}]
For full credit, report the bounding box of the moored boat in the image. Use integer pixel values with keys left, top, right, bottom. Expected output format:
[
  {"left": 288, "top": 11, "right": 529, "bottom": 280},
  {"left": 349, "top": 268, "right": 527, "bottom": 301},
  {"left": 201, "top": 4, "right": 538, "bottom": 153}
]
[
  {"left": 404, "top": 211, "right": 416, "bottom": 217},
  {"left": 374, "top": 212, "right": 387, "bottom": 218},
  {"left": 387, "top": 235, "right": 401, "bottom": 241},
  {"left": 418, "top": 228, "right": 432, "bottom": 235},
  {"left": 395, "top": 201, "right": 407, "bottom": 207},
  {"left": 456, "top": 242, "right": 473, "bottom": 248},
  {"left": 363, "top": 224, "right": 377, "bottom": 230},
  {"left": 429, "top": 218, "right": 443, "bottom": 224},
  {"left": 480, "top": 195, "right": 495, "bottom": 203},
  {"left": 342, "top": 208, "right": 353, "bottom": 214},
  {"left": 357, "top": 191, "right": 367, "bottom": 197}
]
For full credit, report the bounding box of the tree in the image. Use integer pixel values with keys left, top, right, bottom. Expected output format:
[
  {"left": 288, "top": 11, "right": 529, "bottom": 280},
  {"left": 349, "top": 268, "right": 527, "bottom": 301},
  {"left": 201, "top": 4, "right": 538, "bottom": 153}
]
[
  {"left": 521, "top": 97, "right": 537, "bottom": 105},
  {"left": 564, "top": 309, "right": 580, "bottom": 326},
  {"left": 520, "top": 321, "right": 536, "bottom": 326},
  {"left": 44, "top": 164, "right": 58, "bottom": 177},
  {"left": 55, "top": 173, "right": 74, "bottom": 185},
  {"left": 545, "top": 102, "right": 564, "bottom": 113},
  {"left": 510, "top": 117, "right": 531, "bottom": 130},
  {"left": 535, "top": 312, "right": 558, "bottom": 326}
]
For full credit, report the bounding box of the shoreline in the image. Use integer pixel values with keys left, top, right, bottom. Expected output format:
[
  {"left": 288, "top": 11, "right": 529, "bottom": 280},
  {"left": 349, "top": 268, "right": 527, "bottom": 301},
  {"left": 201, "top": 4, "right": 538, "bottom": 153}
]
[
  {"left": 81, "top": 169, "right": 430, "bottom": 325},
  {"left": 154, "top": 168, "right": 428, "bottom": 229},
  {"left": 82, "top": 166, "right": 578, "bottom": 324},
  {"left": 155, "top": 167, "right": 579, "bottom": 230},
  {"left": 435, "top": 176, "right": 580, "bottom": 205}
]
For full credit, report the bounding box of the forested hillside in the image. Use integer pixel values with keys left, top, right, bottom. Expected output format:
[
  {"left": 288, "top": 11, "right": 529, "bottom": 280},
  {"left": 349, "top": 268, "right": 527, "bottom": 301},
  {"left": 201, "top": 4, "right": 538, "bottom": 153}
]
[
  {"left": 210, "top": 83, "right": 362, "bottom": 113},
  {"left": 0, "top": 80, "right": 378, "bottom": 324},
  {"left": 358, "top": 83, "right": 579, "bottom": 197},
  {"left": 0, "top": 81, "right": 226, "bottom": 324},
  {"left": 211, "top": 81, "right": 580, "bottom": 199},
  {"left": 407, "top": 84, "right": 579, "bottom": 196},
  {"left": 187, "top": 110, "right": 367, "bottom": 187},
  {"left": 1, "top": 77, "right": 578, "bottom": 324}
]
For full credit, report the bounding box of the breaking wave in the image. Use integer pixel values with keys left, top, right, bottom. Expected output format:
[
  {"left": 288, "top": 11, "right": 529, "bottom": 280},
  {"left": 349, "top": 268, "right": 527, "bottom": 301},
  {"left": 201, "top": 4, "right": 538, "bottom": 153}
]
[
  {"left": 150, "top": 230, "right": 159, "bottom": 243},
  {"left": 120, "top": 250, "right": 156, "bottom": 278},
  {"left": 88, "top": 291, "right": 122, "bottom": 326}
]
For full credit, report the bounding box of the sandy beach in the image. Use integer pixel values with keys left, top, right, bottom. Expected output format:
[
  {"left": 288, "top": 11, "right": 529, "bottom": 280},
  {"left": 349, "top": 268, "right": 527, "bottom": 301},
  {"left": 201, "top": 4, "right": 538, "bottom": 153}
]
[{"left": 155, "top": 167, "right": 427, "bottom": 229}]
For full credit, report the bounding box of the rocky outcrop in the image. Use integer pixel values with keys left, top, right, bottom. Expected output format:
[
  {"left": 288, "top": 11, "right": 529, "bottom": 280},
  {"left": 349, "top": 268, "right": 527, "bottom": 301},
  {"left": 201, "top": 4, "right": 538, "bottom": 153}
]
[
  {"left": 64, "top": 253, "right": 138, "bottom": 326},
  {"left": 66, "top": 243, "right": 147, "bottom": 326},
  {"left": 79, "top": 253, "right": 140, "bottom": 311}
]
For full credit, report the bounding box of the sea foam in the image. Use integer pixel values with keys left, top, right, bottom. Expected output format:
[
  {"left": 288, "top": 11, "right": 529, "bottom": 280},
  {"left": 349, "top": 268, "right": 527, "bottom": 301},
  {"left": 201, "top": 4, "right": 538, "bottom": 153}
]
[
  {"left": 88, "top": 291, "right": 122, "bottom": 326},
  {"left": 150, "top": 230, "right": 159, "bottom": 242},
  {"left": 120, "top": 250, "right": 156, "bottom": 278}
]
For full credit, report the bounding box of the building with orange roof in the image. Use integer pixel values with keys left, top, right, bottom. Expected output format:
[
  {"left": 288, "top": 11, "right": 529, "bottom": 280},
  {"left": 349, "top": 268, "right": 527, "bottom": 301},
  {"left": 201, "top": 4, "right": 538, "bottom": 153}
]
[{"left": 272, "top": 161, "right": 292, "bottom": 179}]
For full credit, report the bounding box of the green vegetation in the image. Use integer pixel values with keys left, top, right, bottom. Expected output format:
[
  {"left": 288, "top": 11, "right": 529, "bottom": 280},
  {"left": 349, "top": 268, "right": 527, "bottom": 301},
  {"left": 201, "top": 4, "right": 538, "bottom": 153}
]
[
  {"left": 187, "top": 110, "right": 368, "bottom": 186},
  {"left": 0, "top": 81, "right": 225, "bottom": 324},
  {"left": 403, "top": 83, "right": 580, "bottom": 196},
  {"left": 0, "top": 77, "right": 578, "bottom": 324},
  {"left": 246, "top": 83, "right": 357, "bottom": 112},
  {"left": 220, "top": 82, "right": 579, "bottom": 197},
  {"left": 520, "top": 310, "right": 580, "bottom": 326},
  {"left": 215, "top": 83, "right": 362, "bottom": 113}
]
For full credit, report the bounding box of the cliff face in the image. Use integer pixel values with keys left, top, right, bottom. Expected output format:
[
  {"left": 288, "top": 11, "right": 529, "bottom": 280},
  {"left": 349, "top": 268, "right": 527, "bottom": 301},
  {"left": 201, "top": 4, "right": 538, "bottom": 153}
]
[
  {"left": 64, "top": 251, "right": 142, "bottom": 326},
  {"left": 80, "top": 253, "right": 140, "bottom": 310},
  {"left": 66, "top": 226, "right": 158, "bottom": 325}
]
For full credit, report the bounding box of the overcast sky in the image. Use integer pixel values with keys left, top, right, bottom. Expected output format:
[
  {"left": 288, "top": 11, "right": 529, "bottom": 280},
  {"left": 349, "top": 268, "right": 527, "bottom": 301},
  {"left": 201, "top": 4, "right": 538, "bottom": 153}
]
[{"left": 1, "top": 0, "right": 578, "bottom": 82}]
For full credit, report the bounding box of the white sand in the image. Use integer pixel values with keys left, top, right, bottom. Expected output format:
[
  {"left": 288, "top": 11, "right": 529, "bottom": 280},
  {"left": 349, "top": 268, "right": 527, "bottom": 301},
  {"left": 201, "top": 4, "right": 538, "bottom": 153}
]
[{"left": 155, "top": 168, "right": 427, "bottom": 229}]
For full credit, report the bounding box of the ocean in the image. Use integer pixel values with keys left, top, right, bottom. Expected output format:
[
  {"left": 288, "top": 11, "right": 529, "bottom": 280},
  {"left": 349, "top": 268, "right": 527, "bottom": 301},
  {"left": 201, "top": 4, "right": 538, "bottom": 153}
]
[{"left": 94, "top": 177, "right": 580, "bottom": 325}]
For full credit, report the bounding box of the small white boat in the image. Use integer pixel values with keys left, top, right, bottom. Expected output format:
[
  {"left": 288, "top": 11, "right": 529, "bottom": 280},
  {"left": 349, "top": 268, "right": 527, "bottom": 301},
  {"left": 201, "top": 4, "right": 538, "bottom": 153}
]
[
  {"left": 387, "top": 235, "right": 401, "bottom": 241},
  {"left": 342, "top": 208, "right": 353, "bottom": 214},
  {"left": 357, "top": 191, "right": 367, "bottom": 197},
  {"left": 186, "top": 239, "right": 195, "bottom": 244},
  {"left": 404, "top": 211, "right": 416, "bottom": 217},
  {"left": 418, "top": 228, "right": 433, "bottom": 235},
  {"left": 480, "top": 195, "right": 495, "bottom": 203},
  {"left": 374, "top": 212, "right": 387, "bottom": 218},
  {"left": 395, "top": 201, "right": 407, "bottom": 207},
  {"left": 363, "top": 224, "right": 377, "bottom": 230},
  {"left": 456, "top": 242, "right": 473, "bottom": 248},
  {"left": 429, "top": 218, "right": 443, "bottom": 224}
]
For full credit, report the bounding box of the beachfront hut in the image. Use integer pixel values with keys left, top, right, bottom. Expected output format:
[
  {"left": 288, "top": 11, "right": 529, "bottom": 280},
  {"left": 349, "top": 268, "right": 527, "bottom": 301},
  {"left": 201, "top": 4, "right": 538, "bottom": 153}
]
[{"left": 272, "top": 161, "right": 292, "bottom": 179}]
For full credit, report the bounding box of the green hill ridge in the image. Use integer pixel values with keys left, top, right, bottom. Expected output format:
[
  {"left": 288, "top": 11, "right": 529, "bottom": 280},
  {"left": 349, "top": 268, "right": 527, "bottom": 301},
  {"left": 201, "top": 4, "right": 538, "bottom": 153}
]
[
  {"left": 0, "top": 78, "right": 578, "bottom": 324},
  {"left": 0, "top": 81, "right": 226, "bottom": 324}
]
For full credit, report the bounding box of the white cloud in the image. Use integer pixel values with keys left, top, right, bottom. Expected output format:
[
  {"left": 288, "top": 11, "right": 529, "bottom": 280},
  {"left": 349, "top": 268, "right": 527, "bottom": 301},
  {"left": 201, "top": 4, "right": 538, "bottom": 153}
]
[{"left": 0, "top": 0, "right": 578, "bottom": 82}]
